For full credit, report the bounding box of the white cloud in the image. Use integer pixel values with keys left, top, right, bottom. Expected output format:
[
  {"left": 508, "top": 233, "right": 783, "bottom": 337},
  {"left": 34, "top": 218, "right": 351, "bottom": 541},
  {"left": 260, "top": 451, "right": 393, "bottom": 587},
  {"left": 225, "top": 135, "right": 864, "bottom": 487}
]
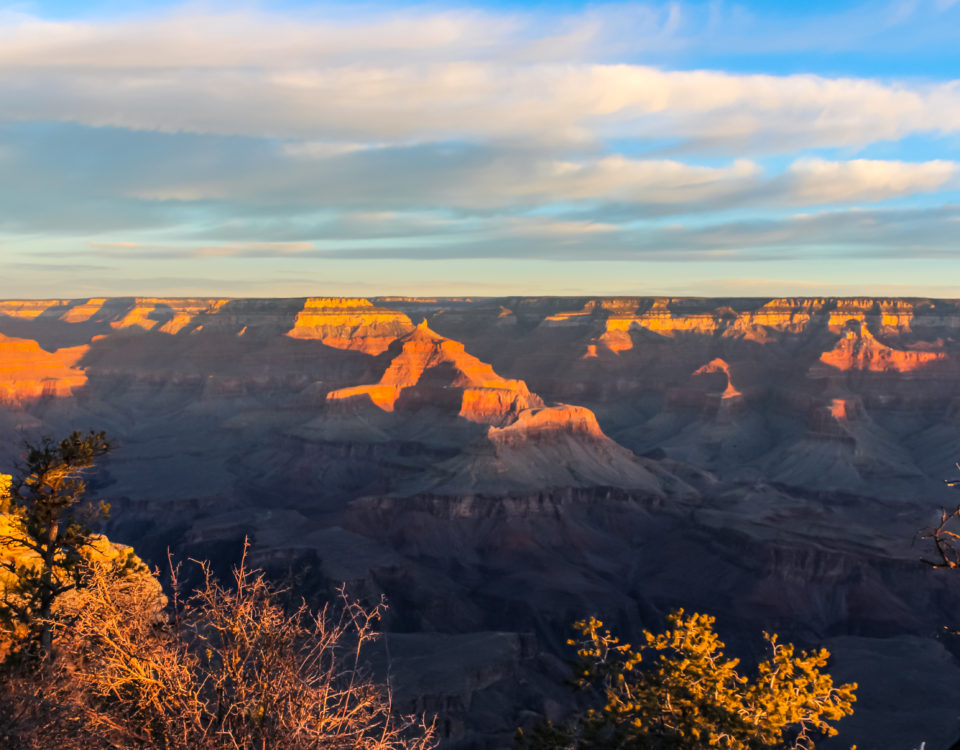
[
  {"left": 0, "top": 9, "right": 958, "bottom": 152},
  {"left": 124, "top": 143, "right": 957, "bottom": 213},
  {"left": 785, "top": 158, "right": 959, "bottom": 204},
  {"left": 498, "top": 157, "right": 763, "bottom": 205}
]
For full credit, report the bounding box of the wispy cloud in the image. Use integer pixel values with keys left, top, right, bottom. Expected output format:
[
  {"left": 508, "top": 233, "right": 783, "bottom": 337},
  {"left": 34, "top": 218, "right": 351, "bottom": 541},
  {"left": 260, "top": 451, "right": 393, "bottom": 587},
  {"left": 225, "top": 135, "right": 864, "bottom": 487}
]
[
  {"left": 1, "top": 2, "right": 959, "bottom": 296},
  {"left": 0, "top": 7, "right": 959, "bottom": 152}
]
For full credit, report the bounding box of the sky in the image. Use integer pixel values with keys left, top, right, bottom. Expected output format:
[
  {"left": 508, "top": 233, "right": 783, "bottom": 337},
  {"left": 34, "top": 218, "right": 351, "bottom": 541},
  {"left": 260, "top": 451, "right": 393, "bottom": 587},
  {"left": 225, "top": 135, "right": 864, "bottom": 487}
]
[{"left": 1, "top": 0, "right": 960, "bottom": 298}]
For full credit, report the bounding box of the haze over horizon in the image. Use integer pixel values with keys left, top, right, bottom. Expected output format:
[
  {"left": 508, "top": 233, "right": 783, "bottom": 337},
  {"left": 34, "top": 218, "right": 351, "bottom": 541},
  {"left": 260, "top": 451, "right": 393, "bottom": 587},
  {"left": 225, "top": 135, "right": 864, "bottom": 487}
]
[{"left": 2, "top": 0, "right": 960, "bottom": 298}]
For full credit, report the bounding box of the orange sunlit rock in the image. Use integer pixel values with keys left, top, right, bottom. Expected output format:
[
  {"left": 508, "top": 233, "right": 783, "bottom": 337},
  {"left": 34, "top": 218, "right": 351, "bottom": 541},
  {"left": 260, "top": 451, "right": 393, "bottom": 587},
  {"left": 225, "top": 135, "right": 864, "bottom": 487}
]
[
  {"left": 600, "top": 300, "right": 722, "bottom": 351},
  {"left": 876, "top": 301, "right": 915, "bottom": 335},
  {"left": 286, "top": 297, "right": 414, "bottom": 355},
  {"left": 327, "top": 384, "right": 402, "bottom": 411},
  {"left": 0, "top": 333, "right": 88, "bottom": 402},
  {"left": 639, "top": 313, "right": 721, "bottom": 336},
  {"left": 828, "top": 398, "right": 852, "bottom": 420},
  {"left": 112, "top": 305, "right": 160, "bottom": 331},
  {"left": 827, "top": 311, "right": 868, "bottom": 334},
  {"left": 728, "top": 298, "right": 821, "bottom": 339},
  {"left": 636, "top": 300, "right": 720, "bottom": 338},
  {"left": 0, "top": 300, "right": 69, "bottom": 319},
  {"left": 693, "top": 358, "right": 742, "bottom": 399},
  {"left": 459, "top": 387, "right": 540, "bottom": 425},
  {"left": 600, "top": 320, "right": 638, "bottom": 352},
  {"left": 488, "top": 404, "right": 607, "bottom": 444},
  {"left": 544, "top": 309, "right": 595, "bottom": 325},
  {"left": 327, "top": 321, "right": 542, "bottom": 423},
  {"left": 826, "top": 299, "right": 915, "bottom": 336},
  {"left": 159, "top": 312, "right": 196, "bottom": 334},
  {"left": 109, "top": 299, "right": 226, "bottom": 333},
  {"left": 61, "top": 298, "right": 108, "bottom": 323},
  {"left": 819, "top": 322, "right": 945, "bottom": 372}
]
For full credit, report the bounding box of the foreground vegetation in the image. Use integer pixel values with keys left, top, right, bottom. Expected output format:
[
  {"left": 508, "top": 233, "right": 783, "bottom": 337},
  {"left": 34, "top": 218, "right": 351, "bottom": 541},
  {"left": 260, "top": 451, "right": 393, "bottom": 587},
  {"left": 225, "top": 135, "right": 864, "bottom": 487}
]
[
  {"left": 0, "top": 433, "right": 434, "bottom": 750},
  {"left": 518, "top": 613, "right": 856, "bottom": 750}
]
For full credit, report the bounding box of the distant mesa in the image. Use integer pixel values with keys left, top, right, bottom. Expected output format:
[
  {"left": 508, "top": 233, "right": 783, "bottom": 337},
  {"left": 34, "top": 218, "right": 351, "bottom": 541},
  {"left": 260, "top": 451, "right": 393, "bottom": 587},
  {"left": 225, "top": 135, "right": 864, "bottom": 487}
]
[
  {"left": 286, "top": 297, "right": 414, "bottom": 355},
  {"left": 827, "top": 299, "right": 915, "bottom": 336},
  {"left": 109, "top": 299, "right": 227, "bottom": 334},
  {"left": 0, "top": 300, "right": 71, "bottom": 319},
  {"left": 818, "top": 322, "right": 945, "bottom": 373},
  {"left": 0, "top": 298, "right": 228, "bottom": 335},
  {"left": 61, "top": 298, "right": 108, "bottom": 323},
  {"left": 626, "top": 299, "right": 721, "bottom": 340},
  {"left": 0, "top": 333, "right": 88, "bottom": 402},
  {"left": 575, "top": 297, "right": 819, "bottom": 355},
  {"left": 540, "top": 297, "right": 928, "bottom": 356}
]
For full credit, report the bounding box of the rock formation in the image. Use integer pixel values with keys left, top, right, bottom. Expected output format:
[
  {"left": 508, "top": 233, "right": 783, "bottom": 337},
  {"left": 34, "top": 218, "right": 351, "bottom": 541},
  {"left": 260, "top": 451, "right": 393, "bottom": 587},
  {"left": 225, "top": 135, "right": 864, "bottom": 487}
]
[
  {"left": 287, "top": 297, "right": 414, "bottom": 355},
  {"left": 328, "top": 320, "right": 541, "bottom": 421},
  {"left": 818, "top": 321, "right": 945, "bottom": 373},
  {"left": 0, "top": 333, "right": 88, "bottom": 402},
  {"left": 693, "top": 358, "right": 742, "bottom": 399},
  {"left": 0, "top": 296, "right": 959, "bottom": 748}
]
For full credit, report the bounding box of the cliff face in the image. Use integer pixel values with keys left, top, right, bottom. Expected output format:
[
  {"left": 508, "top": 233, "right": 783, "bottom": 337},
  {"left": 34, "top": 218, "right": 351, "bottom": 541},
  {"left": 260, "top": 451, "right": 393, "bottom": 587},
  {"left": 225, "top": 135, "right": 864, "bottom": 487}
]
[
  {"left": 4, "top": 293, "right": 959, "bottom": 500},
  {"left": 286, "top": 297, "right": 415, "bottom": 355},
  {"left": 3, "top": 296, "right": 960, "bottom": 749},
  {"left": 327, "top": 320, "right": 543, "bottom": 422},
  {"left": 4, "top": 293, "right": 960, "bottom": 504},
  {"left": 817, "top": 321, "right": 945, "bottom": 372},
  {"left": 0, "top": 333, "right": 88, "bottom": 402}
]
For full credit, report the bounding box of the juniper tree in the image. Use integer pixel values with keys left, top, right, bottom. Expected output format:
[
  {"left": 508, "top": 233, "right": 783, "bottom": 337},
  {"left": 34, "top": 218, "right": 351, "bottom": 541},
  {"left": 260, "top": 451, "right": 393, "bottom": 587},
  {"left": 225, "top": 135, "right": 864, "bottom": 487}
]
[{"left": 0, "top": 430, "right": 111, "bottom": 659}]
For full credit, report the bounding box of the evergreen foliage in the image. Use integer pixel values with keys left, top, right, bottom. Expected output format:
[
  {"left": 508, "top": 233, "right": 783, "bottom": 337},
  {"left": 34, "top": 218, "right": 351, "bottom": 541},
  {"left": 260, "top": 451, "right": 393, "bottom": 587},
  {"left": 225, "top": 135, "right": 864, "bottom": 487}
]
[
  {"left": 0, "top": 430, "right": 111, "bottom": 658},
  {"left": 519, "top": 610, "right": 856, "bottom": 750}
]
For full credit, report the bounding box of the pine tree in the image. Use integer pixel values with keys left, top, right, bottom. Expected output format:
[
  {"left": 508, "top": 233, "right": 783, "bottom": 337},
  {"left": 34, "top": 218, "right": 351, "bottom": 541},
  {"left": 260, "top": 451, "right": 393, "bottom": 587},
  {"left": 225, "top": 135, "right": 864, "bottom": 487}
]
[{"left": 0, "top": 430, "right": 111, "bottom": 659}]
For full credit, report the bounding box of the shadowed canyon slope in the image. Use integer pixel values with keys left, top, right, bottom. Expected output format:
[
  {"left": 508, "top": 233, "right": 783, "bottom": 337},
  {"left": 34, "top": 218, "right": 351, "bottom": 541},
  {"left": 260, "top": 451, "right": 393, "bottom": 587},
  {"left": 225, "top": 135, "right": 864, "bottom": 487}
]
[{"left": 3, "top": 295, "right": 960, "bottom": 748}]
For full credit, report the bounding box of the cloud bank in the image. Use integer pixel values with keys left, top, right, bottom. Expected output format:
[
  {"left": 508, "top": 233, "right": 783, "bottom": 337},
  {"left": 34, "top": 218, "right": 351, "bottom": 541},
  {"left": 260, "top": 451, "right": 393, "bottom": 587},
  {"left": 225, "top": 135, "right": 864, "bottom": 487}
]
[{"left": 0, "top": 1, "right": 958, "bottom": 296}]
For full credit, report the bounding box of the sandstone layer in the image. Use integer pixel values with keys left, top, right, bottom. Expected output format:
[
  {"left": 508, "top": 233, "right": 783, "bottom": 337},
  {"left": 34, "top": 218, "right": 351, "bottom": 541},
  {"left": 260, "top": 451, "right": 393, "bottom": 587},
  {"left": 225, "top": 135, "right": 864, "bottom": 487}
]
[{"left": 287, "top": 297, "right": 414, "bottom": 355}]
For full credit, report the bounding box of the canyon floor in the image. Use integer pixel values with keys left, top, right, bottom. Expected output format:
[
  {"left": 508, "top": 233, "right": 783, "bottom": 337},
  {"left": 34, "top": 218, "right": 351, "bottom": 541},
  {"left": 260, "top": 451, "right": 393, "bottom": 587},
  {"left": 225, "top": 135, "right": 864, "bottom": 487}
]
[{"left": 3, "top": 295, "right": 960, "bottom": 748}]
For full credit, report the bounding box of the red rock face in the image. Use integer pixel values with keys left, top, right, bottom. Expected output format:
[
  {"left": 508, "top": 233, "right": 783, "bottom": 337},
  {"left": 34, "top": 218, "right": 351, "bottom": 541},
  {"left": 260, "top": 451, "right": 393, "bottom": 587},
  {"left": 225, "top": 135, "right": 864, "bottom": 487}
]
[
  {"left": 0, "top": 333, "right": 88, "bottom": 402},
  {"left": 819, "top": 322, "right": 945, "bottom": 373},
  {"left": 2, "top": 294, "right": 960, "bottom": 493},
  {"left": 0, "top": 300, "right": 70, "bottom": 319},
  {"left": 286, "top": 297, "right": 414, "bottom": 355},
  {"left": 693, "top": 358, "right": 742, "bottom": 399},
  {"left": 487, "top": 404, "right": 607, "bottom": 444},
  {"left": 828, "top": 398, "right": 853, "bottom": 420},
  {"left": 107, "top": 298, "right": 229, "bottom": 334},
  {"left": 327, "top": 320, "right": 543, "bottom": 423}
]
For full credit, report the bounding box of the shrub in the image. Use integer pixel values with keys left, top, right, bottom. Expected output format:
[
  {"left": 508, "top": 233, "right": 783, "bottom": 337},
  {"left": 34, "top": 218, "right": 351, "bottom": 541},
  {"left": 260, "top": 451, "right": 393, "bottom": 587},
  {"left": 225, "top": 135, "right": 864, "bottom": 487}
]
[
  {"left": 1, "top": 553, "right": 435, "bottom": 750},
  {"left": 519, "top": 610, "right": 856, "bottom": 750}
]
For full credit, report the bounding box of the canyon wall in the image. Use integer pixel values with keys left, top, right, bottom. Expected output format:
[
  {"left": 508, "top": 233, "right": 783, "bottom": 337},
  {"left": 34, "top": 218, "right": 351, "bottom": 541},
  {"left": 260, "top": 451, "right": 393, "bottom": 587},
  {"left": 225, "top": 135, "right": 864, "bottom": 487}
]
[{"left": 2, "top": 296, "right": 960, "bottom": 748}]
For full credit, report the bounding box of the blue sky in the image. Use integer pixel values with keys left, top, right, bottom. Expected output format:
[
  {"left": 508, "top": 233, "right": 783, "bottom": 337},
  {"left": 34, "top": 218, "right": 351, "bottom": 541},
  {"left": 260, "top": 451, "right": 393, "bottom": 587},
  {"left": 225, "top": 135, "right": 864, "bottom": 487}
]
[{"left": 1, "top": 0, "right": 960, "bottom": 297}]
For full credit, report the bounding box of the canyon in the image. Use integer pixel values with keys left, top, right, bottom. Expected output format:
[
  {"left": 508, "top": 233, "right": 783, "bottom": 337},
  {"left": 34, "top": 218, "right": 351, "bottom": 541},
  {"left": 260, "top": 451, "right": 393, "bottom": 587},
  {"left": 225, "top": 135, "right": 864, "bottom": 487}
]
[{"left": 2, "top": 296, "right": 960, "bottom": 748}]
